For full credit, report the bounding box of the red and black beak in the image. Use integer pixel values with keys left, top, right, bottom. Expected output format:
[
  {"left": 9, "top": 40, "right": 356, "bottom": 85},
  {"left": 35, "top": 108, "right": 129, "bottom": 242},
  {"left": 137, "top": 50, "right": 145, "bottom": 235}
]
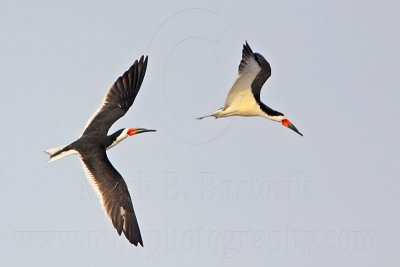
[
  {"left": 282, "top": 119, "right": 303, "bottom": 136},
  {"left": 127, "top": 128, "right": 157, "bottom": 136}
]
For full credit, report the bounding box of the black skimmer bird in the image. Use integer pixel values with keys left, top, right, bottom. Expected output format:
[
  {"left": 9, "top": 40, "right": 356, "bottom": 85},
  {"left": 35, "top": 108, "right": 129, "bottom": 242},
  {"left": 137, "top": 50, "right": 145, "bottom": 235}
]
[
  {"left": 197, "top": 42, "right": 303, "bottom": 136},
  {"left": 45, "top": 56, "right": 154, "bottom": 247}
]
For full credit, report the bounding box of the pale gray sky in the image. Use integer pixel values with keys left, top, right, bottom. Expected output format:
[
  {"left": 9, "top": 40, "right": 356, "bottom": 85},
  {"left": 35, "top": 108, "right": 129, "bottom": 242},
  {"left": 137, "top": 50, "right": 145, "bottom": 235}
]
[{"left": 1, "top": 0, "right": 399, "bottom": 266}]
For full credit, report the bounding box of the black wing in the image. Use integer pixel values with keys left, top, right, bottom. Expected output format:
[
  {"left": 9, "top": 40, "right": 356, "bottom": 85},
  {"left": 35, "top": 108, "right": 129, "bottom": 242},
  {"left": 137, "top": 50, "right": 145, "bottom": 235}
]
[
  {"left": 239, "top": 42, "right": 271, "bottom": 96},
  {"left": 225, "top": 42, "right": 272, "bottom": 107},
  {"left": 80, "top": 148, "right": 143, "bottom": 246},
  {"left": 82, "top": 56, "right": 148, "bottom": 136}
]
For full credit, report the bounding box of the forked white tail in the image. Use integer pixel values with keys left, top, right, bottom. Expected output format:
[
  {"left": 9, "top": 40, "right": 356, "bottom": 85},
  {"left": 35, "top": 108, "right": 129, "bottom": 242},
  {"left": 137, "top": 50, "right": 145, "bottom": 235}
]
[
  {"left": 196, "top": 114, "right": 215, "bottom": 120},
  {"left": 44, "top": 145, "right": 78, "bottom": 162},
  {"left": 196, "top": 107, "right": 225, "bottom": 120}
]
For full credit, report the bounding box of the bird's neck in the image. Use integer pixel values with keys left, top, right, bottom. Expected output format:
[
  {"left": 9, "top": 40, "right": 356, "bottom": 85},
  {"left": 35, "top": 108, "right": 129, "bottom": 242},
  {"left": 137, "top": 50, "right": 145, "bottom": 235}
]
[
  {"left": 257, "top": 101, "right": 285, "bottom": 122},
  {"left": 264, "top": 114, "right": 285, "bottom": 122},
  {"left": 107, "top": 129, "right": 129, "bottom": 150}
]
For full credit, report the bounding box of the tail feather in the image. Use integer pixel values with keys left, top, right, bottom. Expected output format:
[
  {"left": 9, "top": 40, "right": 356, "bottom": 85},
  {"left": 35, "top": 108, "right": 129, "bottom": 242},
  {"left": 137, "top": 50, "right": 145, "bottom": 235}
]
[
  {"left": 44, "top": 146, "right": 64, "bottom": 157},
  {"left": 196, "top": 114, "right": 215, "bottom": 120},
  {"left": 196, "top": 107, "right": 224, "bottom": 120},
  {"left": 44, "top": 145, "right": 77, "bottom": 162}
]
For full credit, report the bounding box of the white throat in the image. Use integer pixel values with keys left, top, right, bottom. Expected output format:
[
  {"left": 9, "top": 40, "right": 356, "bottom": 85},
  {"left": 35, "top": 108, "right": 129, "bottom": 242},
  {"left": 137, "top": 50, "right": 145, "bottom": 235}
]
[
  {"left": 265, "top": 114, "right": 285, "bottom": 122},
  {"left": 107, "top": 129, "right": 130, "bottom": 150}
]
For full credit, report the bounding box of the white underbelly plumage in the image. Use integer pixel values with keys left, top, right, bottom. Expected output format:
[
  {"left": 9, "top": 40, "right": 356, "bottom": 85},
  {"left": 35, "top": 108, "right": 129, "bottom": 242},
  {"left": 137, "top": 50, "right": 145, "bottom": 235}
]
[{"left": 222, "top": 89, "right": 264, "bottom": 117}]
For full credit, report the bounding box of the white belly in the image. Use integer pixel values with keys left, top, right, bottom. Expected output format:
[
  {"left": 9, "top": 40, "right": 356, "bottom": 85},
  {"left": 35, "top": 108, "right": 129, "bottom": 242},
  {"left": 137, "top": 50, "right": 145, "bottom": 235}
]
[{"left": 222, "top": 89, "right": 265, "bottom": 117}]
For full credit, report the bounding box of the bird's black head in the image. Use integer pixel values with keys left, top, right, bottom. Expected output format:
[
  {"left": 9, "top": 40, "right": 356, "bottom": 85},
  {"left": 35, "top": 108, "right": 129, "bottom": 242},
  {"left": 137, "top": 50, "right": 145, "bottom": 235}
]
[{"left": 108, "top": 128, "right": 157, "bottom": 149}]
